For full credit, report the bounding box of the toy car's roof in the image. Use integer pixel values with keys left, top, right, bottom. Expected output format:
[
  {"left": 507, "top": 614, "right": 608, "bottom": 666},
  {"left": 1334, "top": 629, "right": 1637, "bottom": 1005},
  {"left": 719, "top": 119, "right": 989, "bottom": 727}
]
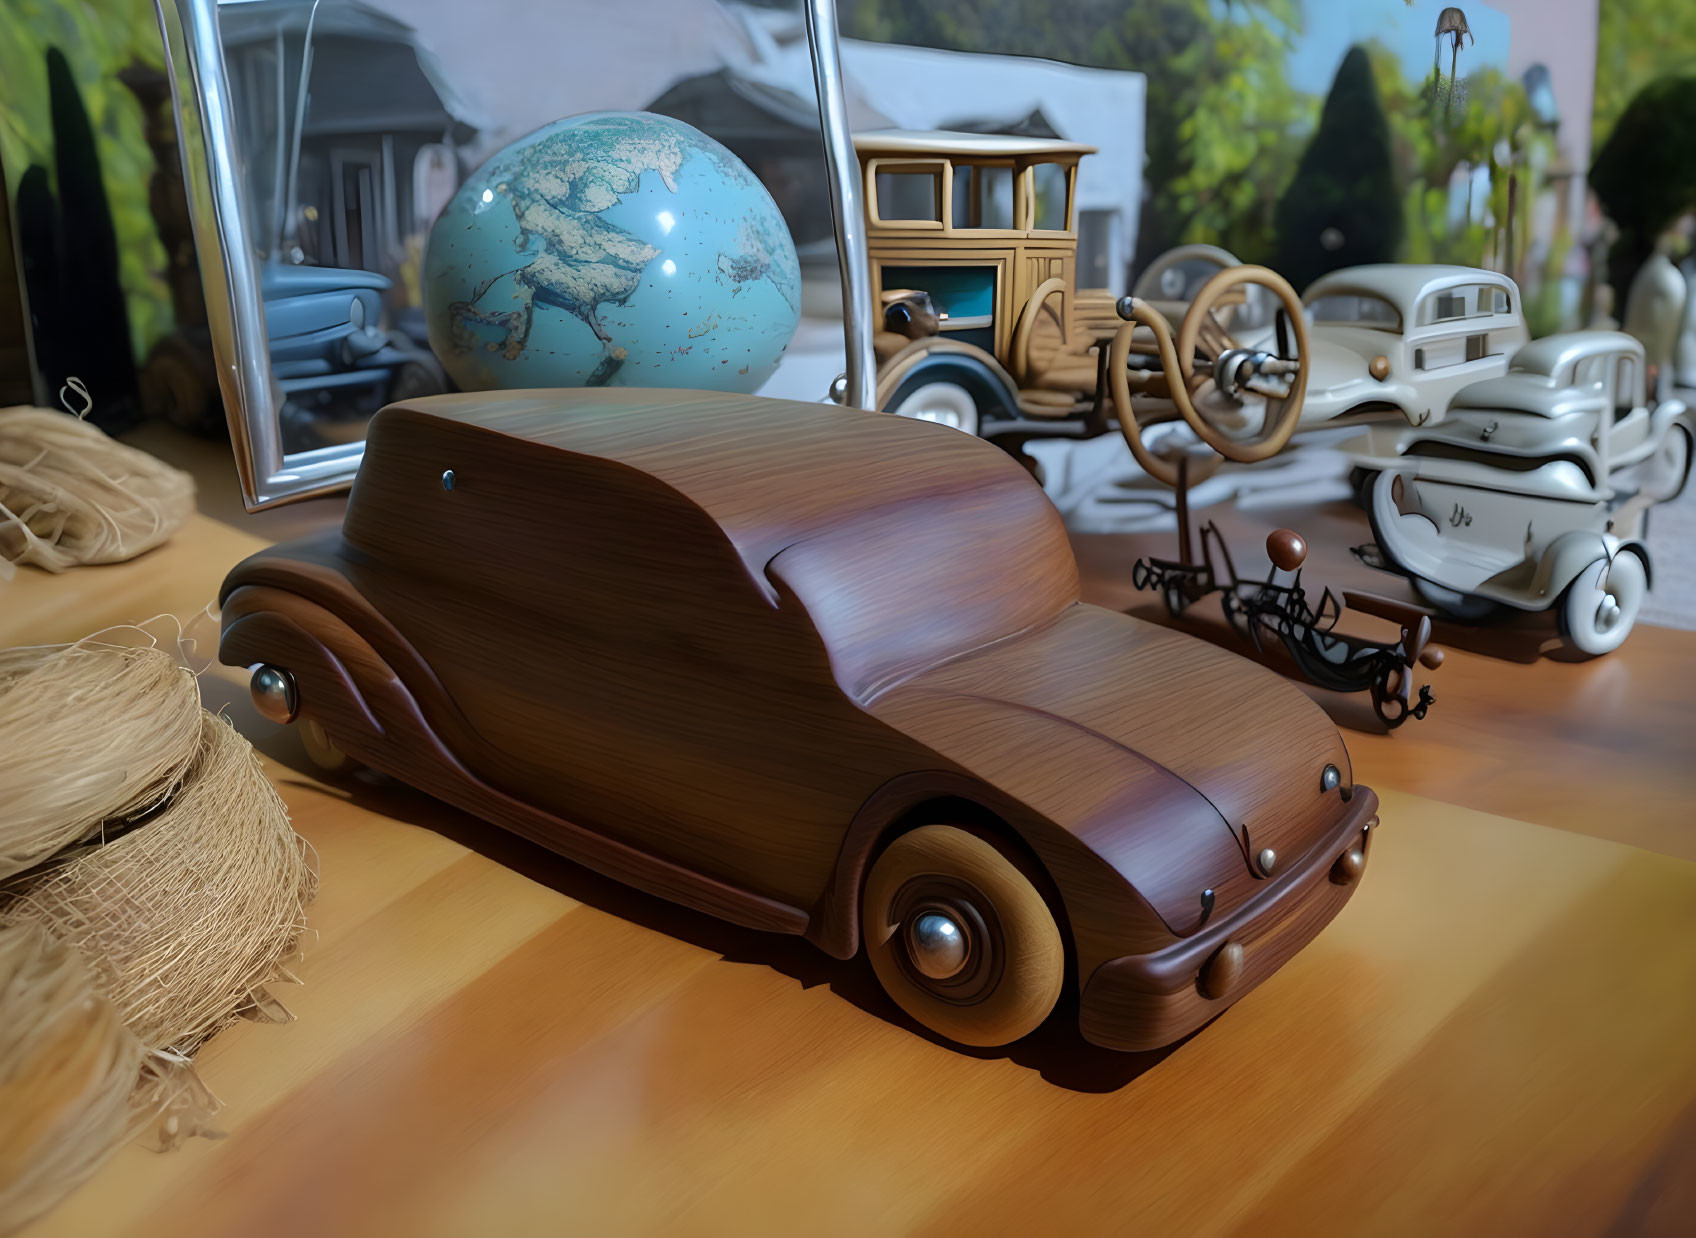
[
  {"left": 853, "top": 129, "right": 1096, "bottom": 160},
  {"left": 1448, "top": 332, "right": 1642, "bottom": 418},
  {"left": 1303, "top": 264, "right": 1520, "bottom": 316},
  {"left": 376, "top": 389, "right": 1067, "bottom": 582}
]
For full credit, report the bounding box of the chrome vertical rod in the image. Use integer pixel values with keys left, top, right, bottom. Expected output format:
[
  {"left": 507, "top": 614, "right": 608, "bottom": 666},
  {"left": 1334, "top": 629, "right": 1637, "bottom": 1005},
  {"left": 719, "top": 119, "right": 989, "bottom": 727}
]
[{"left": 802, "top": 0, "right": 876, "bottom": 410}]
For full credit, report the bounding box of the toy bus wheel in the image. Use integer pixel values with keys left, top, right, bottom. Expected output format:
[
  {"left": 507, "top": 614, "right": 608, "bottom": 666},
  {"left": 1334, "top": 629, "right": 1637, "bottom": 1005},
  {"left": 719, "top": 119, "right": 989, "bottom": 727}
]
[
  {"left": 861, "top": 825, "right": 1063, "bottom": 1047},
  {"left": 1557, "top": 552, "right": 1646, "bottom": 657},
  {"left": 887, "top": 381, "right": 980, "bottom": 437},
  {"left": 300, "top": 717, "right": 351, "bottom": 773},
  {"left": 1411, "top": 577, "right": 1498, "bottom": 622},
  {"left": 1348, "top": 467, "right": 1377, "bottom": 510}
]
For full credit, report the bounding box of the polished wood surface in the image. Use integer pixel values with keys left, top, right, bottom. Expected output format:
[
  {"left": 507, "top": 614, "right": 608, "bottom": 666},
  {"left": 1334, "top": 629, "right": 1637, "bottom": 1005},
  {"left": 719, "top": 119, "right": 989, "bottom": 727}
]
[{"left": 4, "top": 434, "right": 1694, "bottom": 1238}]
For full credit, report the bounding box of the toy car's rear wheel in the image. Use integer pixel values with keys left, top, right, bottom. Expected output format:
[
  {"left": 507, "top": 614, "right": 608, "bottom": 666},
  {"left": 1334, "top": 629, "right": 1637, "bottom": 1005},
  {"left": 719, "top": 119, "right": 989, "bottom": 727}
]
[
  {"left": 1557, "top": 552, "right": 1646, "bottom": 657},
  {"left": 861, "top": 825, "right": 1063, "bottom": 1047},
  {"left": 300, "top": 717, "right": 351, "bottom": 773}
]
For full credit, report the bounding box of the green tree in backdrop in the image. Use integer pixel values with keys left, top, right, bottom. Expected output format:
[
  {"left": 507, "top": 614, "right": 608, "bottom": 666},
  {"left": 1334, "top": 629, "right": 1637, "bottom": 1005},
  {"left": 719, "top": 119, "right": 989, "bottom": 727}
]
[
  {"left": 1592, "top": 0, "right": 1696, "bottom": 151},
  {"left": 1590, "top": 74, "right": 1696, "bottom": 308},
  {"left": 0, "top": 0, "right": 172, "bottom": 362},
  {"left": 1272, "top": 46, "right": 1401, "bottom": 290}
]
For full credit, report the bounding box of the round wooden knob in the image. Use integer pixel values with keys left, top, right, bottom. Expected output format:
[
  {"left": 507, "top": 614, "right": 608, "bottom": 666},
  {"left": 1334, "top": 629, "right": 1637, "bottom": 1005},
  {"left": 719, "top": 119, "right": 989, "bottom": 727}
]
[
  {"left": 1419, "top": 647, "right": 1446, "bottom": 670},
  {"left": 1266, "top": 529, "right": 1307, "bottom": 572}
]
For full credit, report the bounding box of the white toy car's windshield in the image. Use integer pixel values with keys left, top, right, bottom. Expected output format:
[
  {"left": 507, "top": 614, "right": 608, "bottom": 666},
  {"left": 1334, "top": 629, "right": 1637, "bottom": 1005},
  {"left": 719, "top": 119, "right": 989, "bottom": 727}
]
[{"left": 1307, "top": 293, "right": 1402, "bottom": 332}]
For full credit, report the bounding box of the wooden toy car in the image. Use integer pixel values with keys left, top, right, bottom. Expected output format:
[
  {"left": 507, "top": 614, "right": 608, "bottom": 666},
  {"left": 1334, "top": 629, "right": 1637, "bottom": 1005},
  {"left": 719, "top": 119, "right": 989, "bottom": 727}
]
[
  {"left": 1367, "top": 331, "right": 1692, "bottom": 653},
  {"left": 220, "top": 389, "right": 1378, "bottom": 1052}
]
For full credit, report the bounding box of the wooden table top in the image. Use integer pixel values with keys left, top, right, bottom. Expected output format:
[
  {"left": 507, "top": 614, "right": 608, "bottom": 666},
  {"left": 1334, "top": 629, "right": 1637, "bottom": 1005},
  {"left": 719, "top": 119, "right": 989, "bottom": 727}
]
[{"left": 5, "top": 443, "right": 1694, "bottom": 1238}]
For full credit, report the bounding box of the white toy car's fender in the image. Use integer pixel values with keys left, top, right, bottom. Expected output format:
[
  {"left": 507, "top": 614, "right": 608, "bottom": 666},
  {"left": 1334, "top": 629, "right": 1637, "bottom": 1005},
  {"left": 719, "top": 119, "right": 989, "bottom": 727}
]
[{"left": 1528, "top": 529, "right": 1651, "bottom": 603}]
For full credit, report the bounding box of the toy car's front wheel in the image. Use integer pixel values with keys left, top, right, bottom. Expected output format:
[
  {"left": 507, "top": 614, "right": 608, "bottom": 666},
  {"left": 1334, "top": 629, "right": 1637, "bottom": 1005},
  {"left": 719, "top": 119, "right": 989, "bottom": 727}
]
[
  {"left": 861, "top": 825, "right": 1064, "bottom": 1047},
  {"left": 887, "top": 379, "right": 981, "bottom": 437}
]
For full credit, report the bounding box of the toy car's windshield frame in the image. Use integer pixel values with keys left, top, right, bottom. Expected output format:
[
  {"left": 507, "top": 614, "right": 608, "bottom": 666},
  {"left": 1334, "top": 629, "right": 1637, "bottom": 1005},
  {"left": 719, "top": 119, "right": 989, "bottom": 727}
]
[
  {"left": 1306, "top": 291, "right": 1404, "bottom": 333},
  {"left": 863, "top": 150, "right": 1081, "bottom": 238}
]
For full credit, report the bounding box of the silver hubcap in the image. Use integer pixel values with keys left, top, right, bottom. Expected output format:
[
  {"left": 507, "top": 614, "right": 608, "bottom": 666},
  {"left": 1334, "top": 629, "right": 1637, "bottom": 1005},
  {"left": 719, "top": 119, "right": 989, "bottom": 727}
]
[
  {"left": 894, "top": 382, "right": 978, "bottom": 436},
  {"left": 906, "top": 911, "right": 969, "bottom": 980},
  {"left": 250, "top": 664, "right": 298, "bottom": 724},
  {"left": 1596, "top": 593, "right": 1622, "bottom": 632}
]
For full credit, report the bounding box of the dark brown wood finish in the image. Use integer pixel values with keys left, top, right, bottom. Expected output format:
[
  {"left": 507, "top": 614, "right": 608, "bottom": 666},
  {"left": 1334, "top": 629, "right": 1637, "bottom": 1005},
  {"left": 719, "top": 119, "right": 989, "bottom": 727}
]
[{"left": 219, "top": 388, "right": 1375, "bottom": 1050}]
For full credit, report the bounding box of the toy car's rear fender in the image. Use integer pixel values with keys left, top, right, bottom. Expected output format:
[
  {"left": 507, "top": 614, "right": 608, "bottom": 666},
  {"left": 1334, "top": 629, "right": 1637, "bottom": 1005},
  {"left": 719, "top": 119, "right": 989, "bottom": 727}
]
[
  {"left": 1533, "top": 530, "right": 1651, "bottom": 597},
  {"left": 219, "top": 577, "right": 810, "bottom": 936}
]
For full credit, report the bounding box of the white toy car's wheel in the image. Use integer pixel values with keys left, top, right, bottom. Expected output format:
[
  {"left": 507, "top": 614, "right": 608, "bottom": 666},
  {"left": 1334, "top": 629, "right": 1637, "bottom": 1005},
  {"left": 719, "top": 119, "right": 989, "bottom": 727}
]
[
  {"left": 1557, "top": 552, "right": 1646, "bottom": 657},
  {"left": 887, "top": 381, "right": 980, "bottom": 437},
  {"left": 1641, "top": 425, "right": 1692, "bottom": 503}
]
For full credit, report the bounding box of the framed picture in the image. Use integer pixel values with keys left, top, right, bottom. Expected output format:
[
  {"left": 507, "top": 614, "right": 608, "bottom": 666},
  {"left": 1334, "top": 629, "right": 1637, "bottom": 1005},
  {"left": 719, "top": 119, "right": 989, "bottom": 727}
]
[{"left": 153, "top": 0, "right": 873, "bottom": 509}]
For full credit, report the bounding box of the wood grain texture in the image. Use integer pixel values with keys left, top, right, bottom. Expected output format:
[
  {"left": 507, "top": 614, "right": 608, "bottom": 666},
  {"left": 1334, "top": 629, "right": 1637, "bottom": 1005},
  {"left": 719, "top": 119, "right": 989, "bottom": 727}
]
[{"left": 5, "top": 428, "right": 1694, "bottom": 1238}]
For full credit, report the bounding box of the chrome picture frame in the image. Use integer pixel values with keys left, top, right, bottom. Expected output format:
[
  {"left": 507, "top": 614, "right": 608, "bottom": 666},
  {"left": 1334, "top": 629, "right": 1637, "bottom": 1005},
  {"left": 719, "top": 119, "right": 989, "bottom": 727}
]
[{"left": 154, "top": 0, "right": 878, "bottom": 509}]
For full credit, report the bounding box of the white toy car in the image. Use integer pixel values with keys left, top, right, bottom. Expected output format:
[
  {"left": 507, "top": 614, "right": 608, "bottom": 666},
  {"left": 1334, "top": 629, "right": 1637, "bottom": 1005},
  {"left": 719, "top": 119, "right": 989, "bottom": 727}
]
[
  {"left": 1258, "top": 264, "right": 1529, "bottom": 436},
  {"left": 1127, "top": 262, "right": 1530, "bottom": 455},
  {"left": 1367, "top": 331, "right": 1693, "bottom": 654}
]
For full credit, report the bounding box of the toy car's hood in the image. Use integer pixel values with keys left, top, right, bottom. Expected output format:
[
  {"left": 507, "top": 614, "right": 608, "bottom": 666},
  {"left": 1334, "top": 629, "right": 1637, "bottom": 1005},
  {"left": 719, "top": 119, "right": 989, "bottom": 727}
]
[
  {"left": 866, "top": 604, "right": 1355, "bottom": 935},
  {"left": 1239, "top": 324, "right": 1415, "bottom": 423},
  {"left": 1407, "top": 404, "right": 1602, "bottom": 465},
  {"left": 1449, "top": 373, "right": 1603, "bottom": 420}
]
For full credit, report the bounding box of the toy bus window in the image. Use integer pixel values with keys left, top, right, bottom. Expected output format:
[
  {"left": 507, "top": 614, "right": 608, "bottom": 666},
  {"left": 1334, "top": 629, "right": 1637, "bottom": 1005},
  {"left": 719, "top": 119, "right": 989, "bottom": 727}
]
[
  {"left": 951, "top": 164, "right": 1015, "bottom": 230},
  {"left": 873, "top": 164, "right": 944, "bottom": 225},
  {"left": 1309, "top": 294, "right": 1401, "bottom": 332},
  {"left": 1030, "top": 163, "right": 1070, "bottom": 231},
  {"left": 1489, "top": 286, "right": 1512, "bottom": 314},
  {"left": 1423, "top": 289, "right": 1470, "bottom": 323},
  {"left": 1574, "top": 355, "right": 1609, "bottom": 389},
  {"left": 1465, "top": 334, "right": 1488, "bottom": 362},
  {"left": 881, "top": 265, "right": 996, "bottom": 331}
]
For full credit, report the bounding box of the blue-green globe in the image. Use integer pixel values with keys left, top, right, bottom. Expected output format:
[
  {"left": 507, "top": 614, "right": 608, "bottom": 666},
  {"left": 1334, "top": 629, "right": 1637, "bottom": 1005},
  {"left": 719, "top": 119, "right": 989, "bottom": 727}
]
[{"left": 425, "top": 112, "right": 800, "bottom": 394}]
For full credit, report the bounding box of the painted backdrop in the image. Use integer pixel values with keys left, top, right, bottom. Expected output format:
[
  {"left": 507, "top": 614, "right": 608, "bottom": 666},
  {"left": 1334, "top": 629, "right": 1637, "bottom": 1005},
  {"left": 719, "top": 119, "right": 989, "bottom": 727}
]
[{"left": 842, "top": 0, "right": 1582, "bottom": 332}]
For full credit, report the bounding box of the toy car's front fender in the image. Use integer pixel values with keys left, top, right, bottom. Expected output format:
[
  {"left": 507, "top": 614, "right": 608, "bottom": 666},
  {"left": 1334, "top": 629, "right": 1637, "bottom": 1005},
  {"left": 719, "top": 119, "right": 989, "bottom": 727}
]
[{"left": 1079, "top": 789, "right": 1377, "bottom": 1052}]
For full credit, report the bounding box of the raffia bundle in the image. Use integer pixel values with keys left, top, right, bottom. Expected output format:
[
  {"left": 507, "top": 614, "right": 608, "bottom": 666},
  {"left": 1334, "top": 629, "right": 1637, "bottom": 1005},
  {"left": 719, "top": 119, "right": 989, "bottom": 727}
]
[
  {"left": 0, "top": 924, "right": 145, "bottom": 1233},
  {"left": 0, "top": 643, "right": 203, "bottom": 881},
  {"left": 0, "top": 637, "right": 317, "bottom": 1224},
  {"left": 4, "top": 712, "right": 318, "bottom": 1060},
  {"left": 0, "top": 406, "right": 195, "bottom": 579}
]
